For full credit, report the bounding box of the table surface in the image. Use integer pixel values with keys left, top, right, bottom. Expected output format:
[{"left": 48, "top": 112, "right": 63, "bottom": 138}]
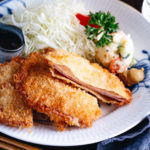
[
  {"left": 121, "top": 0, "right": 143, "bottom": 11},
  {"left": 0, "top": 0, "right": 146, "bottom": 150}
]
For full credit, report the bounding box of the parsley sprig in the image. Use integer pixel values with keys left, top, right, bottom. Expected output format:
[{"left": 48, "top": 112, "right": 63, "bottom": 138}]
[{"left": 85, "top": 11, "right": 119, "bottom": 47}]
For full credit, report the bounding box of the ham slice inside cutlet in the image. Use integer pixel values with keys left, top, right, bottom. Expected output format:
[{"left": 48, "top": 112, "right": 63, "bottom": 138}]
[{"left": 43, "top": 47, "right": 132, "bottom": 106}]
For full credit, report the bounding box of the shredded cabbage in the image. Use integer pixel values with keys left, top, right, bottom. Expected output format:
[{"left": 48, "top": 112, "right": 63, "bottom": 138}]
[{"left": 0, "top": 0, "right": 96, "bottom": 60}]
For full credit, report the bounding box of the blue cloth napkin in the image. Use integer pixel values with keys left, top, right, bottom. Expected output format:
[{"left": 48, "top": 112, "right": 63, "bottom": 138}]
[{"left": 97, "top": 115, "right": 150, "bottom": 150}]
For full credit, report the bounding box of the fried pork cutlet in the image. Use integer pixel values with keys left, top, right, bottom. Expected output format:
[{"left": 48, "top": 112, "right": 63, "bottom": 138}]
[
  {"left": 0, "top": 58, "right": 33, "bottom": 128},
  {"left": 43, "top": 48, "right": 132, "bottom": 106},
  {"left": 14, "top": 51, "right": 101, "bottom": 130}
]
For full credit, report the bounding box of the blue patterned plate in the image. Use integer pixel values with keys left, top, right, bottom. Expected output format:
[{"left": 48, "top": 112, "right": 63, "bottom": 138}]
[{"left": 0, "top": 0, "right": 150, "bottom": 146}]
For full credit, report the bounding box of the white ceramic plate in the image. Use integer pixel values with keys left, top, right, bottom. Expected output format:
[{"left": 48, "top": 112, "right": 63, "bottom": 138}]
[{"left": 0, "top": 0, "right": 150, "bottom": 146}]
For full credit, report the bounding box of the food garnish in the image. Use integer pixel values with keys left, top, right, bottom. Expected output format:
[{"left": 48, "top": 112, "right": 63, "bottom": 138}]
[
  {"left": 86, "top": 11, "right": 119, "bottom": 47},
  {"left": 76, "top": 11, "right": 119, "bottom": 47},
  {"left": 75, "top": 13, "right": 91, "bottom": 27}
]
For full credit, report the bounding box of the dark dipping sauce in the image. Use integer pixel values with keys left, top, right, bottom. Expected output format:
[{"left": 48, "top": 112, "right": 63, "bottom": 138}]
[{"left": 0, "top": 29, "right": 22, "bottom": 50}]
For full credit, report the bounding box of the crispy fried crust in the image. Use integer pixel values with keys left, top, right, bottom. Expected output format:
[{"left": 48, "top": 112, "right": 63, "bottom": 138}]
[
  {"left": 0, "top": 57, "right": 23, "bottom": 85},
  {"left": 14, "top": 51, "right": 101, "bottom": 130},
  {"left": 43, "top": 48, "right": 132, "bottom": 106},
  {"left": 0, "top": 58, "right": 33, "bottom": 128}
]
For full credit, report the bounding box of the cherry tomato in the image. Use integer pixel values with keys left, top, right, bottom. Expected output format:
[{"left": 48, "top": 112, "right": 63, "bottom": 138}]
[
  {"left": 75, "top": 13, "right": 100, "bottom": 28},
  {"left": 75, "top": 13, "right": 90, "bottom": 27}
]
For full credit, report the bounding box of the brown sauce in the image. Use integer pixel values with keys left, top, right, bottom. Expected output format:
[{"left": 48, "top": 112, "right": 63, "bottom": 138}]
[{"left": 0, "top": 29, "right": 22, "bottom": 50}]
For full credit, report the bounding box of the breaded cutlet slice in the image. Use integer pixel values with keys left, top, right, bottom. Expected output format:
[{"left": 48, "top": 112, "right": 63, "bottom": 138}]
[
  {"left": 44, "top": 48, "right": 132, "bottom": 106},
  {"left": 14, "top": 51, "right": 101, "bottom": 131},
  {"left": 0, "top": 58, "right": 33, "bottom": 128}
]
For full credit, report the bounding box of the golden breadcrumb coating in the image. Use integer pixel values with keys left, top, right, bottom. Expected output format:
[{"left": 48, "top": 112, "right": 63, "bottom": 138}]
[
  {"left": 14, "top": 51, "right": 101, "bottom": 130},
  {"left": 0, "top": 58, "right": 33, "bottom": 128}
]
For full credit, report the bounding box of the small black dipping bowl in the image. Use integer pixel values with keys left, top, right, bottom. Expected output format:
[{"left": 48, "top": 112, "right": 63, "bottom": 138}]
[{"left": 0, "top": 22, "right": 25, "bottom": 63}]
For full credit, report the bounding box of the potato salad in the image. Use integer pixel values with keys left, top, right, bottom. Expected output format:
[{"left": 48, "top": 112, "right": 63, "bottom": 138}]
[{"left": 95, "top": 31, "right": 134, "bottom": 73}]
